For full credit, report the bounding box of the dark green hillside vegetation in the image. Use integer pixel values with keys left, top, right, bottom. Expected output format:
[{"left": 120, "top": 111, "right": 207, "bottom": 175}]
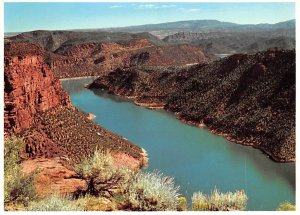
[{"left": 89, "top": 49, "right": 295, "bottom": 162}]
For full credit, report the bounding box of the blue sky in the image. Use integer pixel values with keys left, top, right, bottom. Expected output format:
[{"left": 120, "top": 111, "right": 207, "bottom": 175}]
[{"left": 4, "top": 2, "right": 295, "bottom": 32}]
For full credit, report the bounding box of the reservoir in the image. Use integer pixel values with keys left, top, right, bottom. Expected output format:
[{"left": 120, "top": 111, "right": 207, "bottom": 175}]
[{"left": 61, "top": 77, "right": 295, "bottom": 211}]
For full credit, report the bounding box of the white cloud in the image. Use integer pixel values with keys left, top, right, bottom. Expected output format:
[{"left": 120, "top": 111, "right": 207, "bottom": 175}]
[
  {"left": 188, "top": 8, "right": 201, "bottom": 12},
  {"left": 110, "top": 5, "right": 125, "bottom": 9},
  {"left": 135, "top": 4, "right": 177, "bottom": 9},
  {"left": 161, "top": 5, "right": 177, "bottom": 8},
  {"left": 138, "top": 4, "right": 157, "bottom": 9}
]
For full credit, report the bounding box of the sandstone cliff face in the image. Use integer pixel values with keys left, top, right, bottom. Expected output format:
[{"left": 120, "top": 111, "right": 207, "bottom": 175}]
[
  {"left": 4, "top": 42, "right": 70, "bottom": 135},
  {"left": 90, "top": 49, "right": 295, "bottom": 162}
]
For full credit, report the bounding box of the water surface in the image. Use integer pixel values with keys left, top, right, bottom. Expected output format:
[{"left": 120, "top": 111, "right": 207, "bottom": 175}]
[{"left": 62, "top": 77, "right": 295, "bottom": 211}]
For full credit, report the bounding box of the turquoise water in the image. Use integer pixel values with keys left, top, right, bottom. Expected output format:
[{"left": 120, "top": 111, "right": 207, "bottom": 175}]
[
  {"left": 61, "top": 78, "right": 295, "bottom": 211},
  {"left": 216, "top": 54, "right": 232, "bottom": 59}
]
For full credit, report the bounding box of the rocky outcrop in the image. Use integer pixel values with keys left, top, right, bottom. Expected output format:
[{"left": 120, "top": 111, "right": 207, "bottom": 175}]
[
  {"left": 4, "top": 42, "right": 70, "bottom": 135},
  {"left": 89, "top": 49, "right": 295, "bottom": 162},
  {"left": 7, "top": 31, "right": 212, "bottom": 79},
  {"left": 21, "top": 157, "right": 88, "bottom": 197}
]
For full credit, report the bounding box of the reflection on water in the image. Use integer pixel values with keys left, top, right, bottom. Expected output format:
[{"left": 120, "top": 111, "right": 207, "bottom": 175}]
[{"left": 61, "top": 78, "right": 295, "bottom": 211}]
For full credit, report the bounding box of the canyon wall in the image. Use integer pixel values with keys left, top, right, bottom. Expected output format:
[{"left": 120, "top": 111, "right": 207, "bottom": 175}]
[
  {"left": 4, "top": 42, "right": 70, "bottom": 135},
  {"left": 4, "top": 41, "right": 147, "bottom": 168},
  {"left": 89, "top": 49, "right": 295, "bottom": 162},
  {"left": 48, "top": 40, "right": 210, "bottom": 78},
  {"left": 7, "top": 30, "right": 212, "bottom": 79}
]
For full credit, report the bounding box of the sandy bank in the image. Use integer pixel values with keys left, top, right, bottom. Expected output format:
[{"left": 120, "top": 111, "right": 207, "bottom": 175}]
[{"left": 59, "top": 76, "right": 98, "bottom": 81}]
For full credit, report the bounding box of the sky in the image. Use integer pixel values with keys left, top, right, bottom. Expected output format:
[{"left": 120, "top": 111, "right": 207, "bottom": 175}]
[{"left": 4, "top": 2, "right": 295, "bottom": 33}]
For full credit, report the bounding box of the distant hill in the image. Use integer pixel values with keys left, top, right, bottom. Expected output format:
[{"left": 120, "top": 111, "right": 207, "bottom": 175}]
[
  {"left": 163, "top": 29, "right": 295, "bottom": 54},
  {"left": 5, "top": 19, "right": 295, "bottom": 56},
  {"left": 6, "top": 30, "right": 165, "bottom": 52},
  {"left": 5, "top": 30, "right": 210, "bottom": 79},
  {"left": 101, "top": 19, "right": 295, "bottom": 33},
  {"left": 6, "top": 19, "right": 295, "bottom": 39}
]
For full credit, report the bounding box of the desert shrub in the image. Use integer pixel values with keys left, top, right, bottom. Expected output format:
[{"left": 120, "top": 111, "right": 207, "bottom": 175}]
[
  {"left": 27, "top": 195, "right": 84, "bottom": 211},
  {"left": 74, "top": 149, "right": 114, "bottom": 179},
  {"left": 276, "top": 201, "right": 296, "bottom": 211},
  {"left": 74, "top": 150, "right": 133, "bottom": 197},
  {"left": 192, "top": 192, "right": 209, "bottom": 211},
  {"left": 4, "top": 135, "right": 36, "bottom": 205},
  {"left": 176, "top": 197, "right": 187, "bottom": 211},
  {"left": 192, "top": 188, "right": 247, "bottom": 211},
  {"left": 125, "top": 171, "right": 180, "bottom": 211}
]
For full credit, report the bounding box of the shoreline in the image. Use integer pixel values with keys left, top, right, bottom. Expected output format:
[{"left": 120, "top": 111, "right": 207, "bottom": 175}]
[
  {"left": 114, "top": 93, "right": 294, "bottom": 163},
  {"left": 134, "top": 101, "right": 165, "bottom": 110},
  {"left": 74, "top": 77, "right": 294, "bottom": 163},
  {"left": 59, "top": 76, "right": 98, "bottom": 81},
  {"left": 175, "top": 114, "right": 294, "bottom": 163}
]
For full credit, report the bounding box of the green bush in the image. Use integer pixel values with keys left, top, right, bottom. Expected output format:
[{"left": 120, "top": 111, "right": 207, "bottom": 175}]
[
  {"left": 276, "top": 201, "right": 296, "bottom": 211},
  {"left": 4, "top": 135, "right": 36, "bottom": 205},
  {"left": 125, "top": 171, "right": 180, "bottom": 211},
  {"left": 74, "top": 149, "right": 133, "bottom": 197},
  {"left": 74, "top": 149, "right": 114, "bottom": 179},
  {"left": 192, "top": 188, "right": 247, "bottom": 211},
  {"left": 27, "top": 195, "right": 84, "bottom": 211}
]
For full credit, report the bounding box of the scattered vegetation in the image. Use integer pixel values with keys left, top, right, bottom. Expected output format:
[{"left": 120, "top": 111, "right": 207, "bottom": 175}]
[
  {"left": 192, "top": 188, "right": 247, "bottom": 211},
  {"left": 27, "top": 195, "right": 84, "bottom": 211},
  {"left": 124, "top": 171, "right": 180, "bottom": 211},
  {"left": 276, "top": 201, "right": 296, "bottom": 211},
  {"left": 4, "top": 136, "right": 251, "bottom": 211},
  {"left": 4, "top": 135, "right": 37, "bottom": 206}
]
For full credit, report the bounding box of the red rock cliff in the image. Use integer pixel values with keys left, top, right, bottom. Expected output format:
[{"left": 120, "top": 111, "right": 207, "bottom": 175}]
[{"left": 4, "top": 42, "right": 70, "bottom": 135}]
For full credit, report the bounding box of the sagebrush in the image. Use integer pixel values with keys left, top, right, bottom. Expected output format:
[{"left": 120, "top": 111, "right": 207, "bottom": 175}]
[
  {"left": 192, "top": 188, "right": 247, "bottom": 211},
  {"left": 27, "top": 194, "right": 84, "bottom": 211},
  {"left": 276, "top": 201, "right": 296, "bottom": 211},
  {"left": 125, "top": 171, "right": 180, "bottom": 211},
  {"left": 4, "top": 135, "right": 36, "bottom": 205}
]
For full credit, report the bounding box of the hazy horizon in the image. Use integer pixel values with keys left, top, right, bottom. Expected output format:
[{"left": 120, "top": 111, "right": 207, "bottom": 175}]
[{"left": 5, "top": 2, "right": 295, "bottom": 33}]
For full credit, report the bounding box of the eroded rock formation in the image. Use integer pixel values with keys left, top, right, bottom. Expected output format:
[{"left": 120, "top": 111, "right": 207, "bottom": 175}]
[{"left": 4, "top": 42, "right": 70, "bottom": 134}]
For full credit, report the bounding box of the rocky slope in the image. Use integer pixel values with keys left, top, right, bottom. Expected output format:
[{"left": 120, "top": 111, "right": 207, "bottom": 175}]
[
  {"left": 5, "top": 42, "right": 147, "bottom": 196},
  {"left": 48, "top": 40, "right": 210, "bottom": 78},
  {"left": 89, "top": 49, "right": 295, "bottom": 162},
  {"left": 7, "top": 31, "right": 211, "bottom": 79}
]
